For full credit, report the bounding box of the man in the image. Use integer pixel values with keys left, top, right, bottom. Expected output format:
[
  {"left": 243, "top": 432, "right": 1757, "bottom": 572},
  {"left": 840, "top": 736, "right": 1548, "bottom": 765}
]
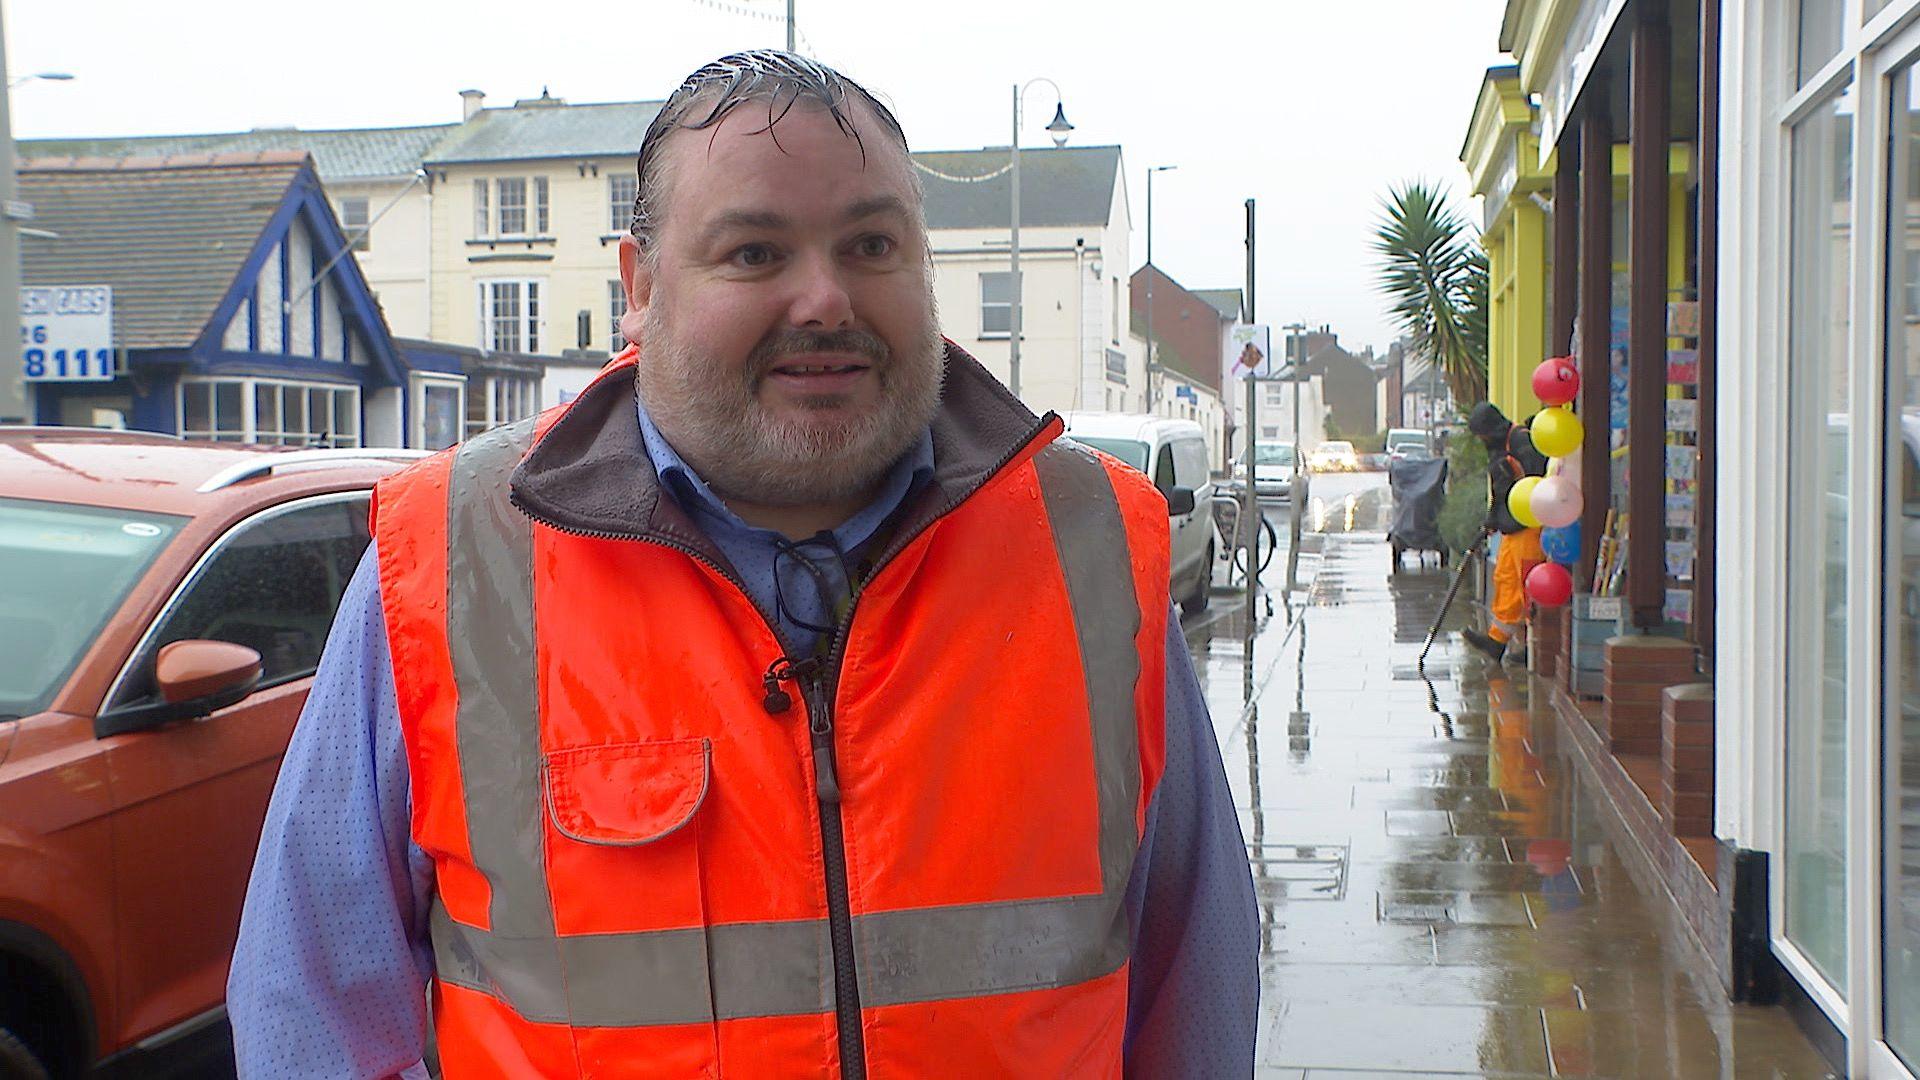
[
  {"left": 1461, "top": 402, "right": 1549, "bottom": 666},
  {"left": 227, "top": 52, "right": 1257, "bottom": 1078}
]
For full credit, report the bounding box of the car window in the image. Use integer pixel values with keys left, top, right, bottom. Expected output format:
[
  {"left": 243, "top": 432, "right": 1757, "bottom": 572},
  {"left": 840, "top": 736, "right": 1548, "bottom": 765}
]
[
  {"left": 111, "top": 495, "right": 371, "bottom": 711},
  {"left": 1068, "top": 436, "right": 1149, "bottom": 473},
  {"left": 0, "top": 499, "right": 185, "bottom": 717},
  {"left": 1172, "top": 437, "right": 1208, "bottom": 489},
  {"left": 1255, "top": 443, "right": 1295, "bottom": 467},
  {"left": 1153, "top": 445, "right": 1176, "bottom": 490}
]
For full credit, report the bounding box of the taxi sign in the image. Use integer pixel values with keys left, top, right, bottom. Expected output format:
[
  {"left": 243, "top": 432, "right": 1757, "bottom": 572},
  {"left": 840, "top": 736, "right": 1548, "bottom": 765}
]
[{"left": 21, "top": 285, "right": 114, "bottom": 381}]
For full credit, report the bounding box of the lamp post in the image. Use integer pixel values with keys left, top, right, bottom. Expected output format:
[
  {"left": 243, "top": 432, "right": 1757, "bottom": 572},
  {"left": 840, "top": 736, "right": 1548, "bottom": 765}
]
[
  {"left": 1143, "top": 164, "right": 1176, "bottom": 414},
  {"left": 1008, "top": 78, "right": 1071, "bottom": 400},
  {"left": 0, "top": 25, "right": 73, "bottom": 422},
  {"left": 1282, "top": 321, "right": 1309, "bottom": 593}
]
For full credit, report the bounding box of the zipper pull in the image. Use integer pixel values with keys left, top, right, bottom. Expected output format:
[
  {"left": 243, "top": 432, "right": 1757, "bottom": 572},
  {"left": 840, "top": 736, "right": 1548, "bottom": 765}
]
[{"left": 805, "top": 680, "right": 842, "bottom": 804}]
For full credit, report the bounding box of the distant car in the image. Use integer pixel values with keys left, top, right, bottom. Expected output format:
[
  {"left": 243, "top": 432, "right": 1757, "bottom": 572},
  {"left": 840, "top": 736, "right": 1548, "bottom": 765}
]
[
  {"left": 1062, "top": 413, "right": 1217, "bottom": 614},
  {"left": 0, "top": 428, "right": 422, "bottom": 1078},
  {"left": 1386, "top": 427, "right": 1435, "bottom": 464},
  {"left": 1237, "top": 440, "right": 1308, "bottom": 505},
  {"left": 1309, "top": 440, "right": 1361, "bottom": 472}
]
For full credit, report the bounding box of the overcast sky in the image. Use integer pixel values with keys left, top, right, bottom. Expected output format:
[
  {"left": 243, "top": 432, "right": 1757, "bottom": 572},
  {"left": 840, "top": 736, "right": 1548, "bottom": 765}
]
[{"left": 4, "top": 0, "right": 1508, "bottom": 355}]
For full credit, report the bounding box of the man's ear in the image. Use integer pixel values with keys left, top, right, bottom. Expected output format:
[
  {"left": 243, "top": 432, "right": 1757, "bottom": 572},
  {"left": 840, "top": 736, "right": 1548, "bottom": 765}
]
[{"left": 617, "top": 235, "right": 653, "bottom": 346}]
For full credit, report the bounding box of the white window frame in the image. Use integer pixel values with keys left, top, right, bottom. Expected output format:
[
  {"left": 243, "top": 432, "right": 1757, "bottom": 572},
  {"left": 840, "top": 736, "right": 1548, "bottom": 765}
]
[
  {"left": 610, "top": 173, "right": 637, "bottom": 234},
  {"left": 177, "top": 376, "right": 360, "bottom": 446},
  {"left": 478, "top": 278, "right": 544, "bottom": 355},
  {"left": 980, "top": 271, "right": 1012, "bottom": 339},
  {"left": 609, "top": 279, "right": 628, "bottom": 353},
  {"left": 497, "top": 178, "right": 529, "bottom": 237},
  {"left": 339, "top": 196, "right": 370, "bottom": 253},
  {"left": 534, "top": 176, "right": 550, "bottom": 234},
  {"left": 410, "top": 373, "right": 466, "bottom": 450},
  {"left": 1727, "top": 4, "right": 1920, "bottom": 1076},
  {"left": 463, "top": 372, "right": 540, "bottom": 440},
  {"left": 473, "top": 178, "right": 490, "bottom": 238}
]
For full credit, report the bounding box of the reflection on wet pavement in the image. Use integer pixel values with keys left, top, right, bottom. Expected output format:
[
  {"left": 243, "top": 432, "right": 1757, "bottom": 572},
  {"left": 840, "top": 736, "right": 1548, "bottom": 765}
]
[{"left": 1184, "top": 476, "right": 1834, "bottom": 1079}]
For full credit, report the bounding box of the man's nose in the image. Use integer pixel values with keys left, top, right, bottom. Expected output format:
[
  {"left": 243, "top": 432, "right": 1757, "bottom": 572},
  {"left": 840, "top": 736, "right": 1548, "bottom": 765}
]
[{"left": 787, "top": 251, "right": 854, "bottom": 329}]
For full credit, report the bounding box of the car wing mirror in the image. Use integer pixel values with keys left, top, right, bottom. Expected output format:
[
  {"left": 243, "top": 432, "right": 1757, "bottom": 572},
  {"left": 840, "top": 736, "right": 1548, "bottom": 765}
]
[
  {"left": 1165, "top": 486, "right": 1197, "bottom": 516},
  {"left": 95, "top": 640, "right": 263, "bottom": 738}
]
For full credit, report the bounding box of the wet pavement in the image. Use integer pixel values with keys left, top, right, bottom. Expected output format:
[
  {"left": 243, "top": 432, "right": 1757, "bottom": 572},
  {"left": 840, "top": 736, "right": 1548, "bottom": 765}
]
[{"left": 1183, "top": 473, "right": 1836, "bottom": 1079}]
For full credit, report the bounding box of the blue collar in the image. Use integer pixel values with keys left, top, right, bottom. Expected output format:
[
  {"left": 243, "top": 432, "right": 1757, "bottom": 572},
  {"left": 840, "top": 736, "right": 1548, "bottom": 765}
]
[{"left": 635, "top": 394, "right": 935, "bottom": 558}]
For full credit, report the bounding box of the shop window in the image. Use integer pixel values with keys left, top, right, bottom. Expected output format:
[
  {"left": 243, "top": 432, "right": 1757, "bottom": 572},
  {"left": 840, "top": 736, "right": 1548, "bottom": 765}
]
[
  {"left": 1783, "top": 77, "right": 1854, "bottom": 990},
  {"left": 980, "top": 272, "right": 1011, "bottom": 338},
  {"left": 1885, "top": 60, "right": 1920, "bottom": 1066},
  {"left": 464, "top": 373, "right": 539, "bottom": 441}
]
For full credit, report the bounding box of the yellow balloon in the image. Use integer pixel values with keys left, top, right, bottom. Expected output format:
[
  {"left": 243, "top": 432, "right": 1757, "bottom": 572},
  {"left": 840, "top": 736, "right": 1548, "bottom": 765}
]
[
  {"left": 1508, "top": 476, "right": 1543, "bottom": 528},
  {"left": 1531, "top": 406, "right": 1585, "bottom": 459}
]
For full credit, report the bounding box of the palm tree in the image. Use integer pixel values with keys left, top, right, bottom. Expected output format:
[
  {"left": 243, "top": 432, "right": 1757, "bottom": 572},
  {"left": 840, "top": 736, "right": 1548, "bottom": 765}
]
[{"left": 1373, "top": 182, "right": 1489, "bottom": 406}]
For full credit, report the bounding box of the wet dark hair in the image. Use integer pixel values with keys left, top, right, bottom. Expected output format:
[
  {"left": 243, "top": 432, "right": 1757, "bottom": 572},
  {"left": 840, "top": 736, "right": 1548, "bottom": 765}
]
[{"left": 628, "top": 50, "right": 911, "bottom": 248}]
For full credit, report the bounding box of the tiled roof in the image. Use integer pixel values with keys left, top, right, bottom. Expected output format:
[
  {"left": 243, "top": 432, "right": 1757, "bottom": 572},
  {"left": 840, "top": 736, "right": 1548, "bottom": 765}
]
[
  {"left": 1193, "top": 288, "right": 1244, "bottom": 322},
  {"left": 424, "top": 100, "right": 663, "bottom": 164},
  {"left": 912, "top": 145, "right": 1122, "bottom": 231},
  {"left": 17, "top": 154, "right": 306, "bottom": 348},
  {"left": 21, "top": 124, "right": 450, "bottom": 181}
]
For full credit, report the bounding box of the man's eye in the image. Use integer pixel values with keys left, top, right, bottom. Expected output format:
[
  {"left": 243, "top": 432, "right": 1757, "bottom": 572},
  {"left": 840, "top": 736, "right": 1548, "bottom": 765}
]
[
  {"left": 732, "top": 244, "right": 777, "bottom": 268},
  {"left": 854, "top": 235, "right": 896, "bottom": 258}
]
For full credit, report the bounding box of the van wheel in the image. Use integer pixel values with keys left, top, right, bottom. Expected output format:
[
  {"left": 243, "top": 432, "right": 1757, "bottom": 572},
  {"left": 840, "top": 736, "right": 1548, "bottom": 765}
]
[
  {"left": 1181, "top": 544, "right": 1213, "bottom": 615},
  {"left": 0, "top": 1028, "right": 50, "bottom": 1080}
]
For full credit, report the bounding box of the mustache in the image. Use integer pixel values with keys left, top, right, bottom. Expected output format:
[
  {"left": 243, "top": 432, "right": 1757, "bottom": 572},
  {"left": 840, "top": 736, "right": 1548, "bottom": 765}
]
[{"left": 747, "top": 328, "right": 890, "bottom": 378}]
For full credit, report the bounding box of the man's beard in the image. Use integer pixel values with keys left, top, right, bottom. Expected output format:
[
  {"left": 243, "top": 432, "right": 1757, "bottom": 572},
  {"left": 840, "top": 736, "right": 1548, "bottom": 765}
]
[{"left": 635, "top": 303, "right": 946, "bottom": 508}]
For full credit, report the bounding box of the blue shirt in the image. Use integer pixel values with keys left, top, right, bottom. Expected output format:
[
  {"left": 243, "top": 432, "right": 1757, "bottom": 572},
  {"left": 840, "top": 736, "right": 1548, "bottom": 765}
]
[{"left": 228, "top": 404, "right": 1258, "bottom": 1078}]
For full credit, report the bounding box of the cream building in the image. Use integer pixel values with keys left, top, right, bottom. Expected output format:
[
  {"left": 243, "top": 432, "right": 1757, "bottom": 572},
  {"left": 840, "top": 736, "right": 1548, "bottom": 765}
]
[{"left": 27, "top": 96, "right": 1142, "bottom": 434}]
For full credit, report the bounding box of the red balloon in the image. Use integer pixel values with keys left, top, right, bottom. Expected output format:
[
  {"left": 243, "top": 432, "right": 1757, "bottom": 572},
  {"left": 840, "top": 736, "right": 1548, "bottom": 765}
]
[
  {"left": 1532, "top": 357, "right": 1581, "bottom": 406},
  {"left": 1526, "top": 561, "right": 1574, "bottom": 607}
]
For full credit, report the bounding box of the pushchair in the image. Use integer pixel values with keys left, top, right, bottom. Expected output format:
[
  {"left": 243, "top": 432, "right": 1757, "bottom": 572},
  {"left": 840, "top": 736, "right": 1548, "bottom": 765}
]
[{"left": 1387, "top": 455, "right": 1449, "bottom": 573}]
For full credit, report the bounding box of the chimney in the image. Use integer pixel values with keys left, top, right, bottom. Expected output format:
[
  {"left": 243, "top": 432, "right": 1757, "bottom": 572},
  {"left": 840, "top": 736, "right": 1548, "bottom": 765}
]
[{"left": 460, "top": 89, "right": 485, "bottom": 121}]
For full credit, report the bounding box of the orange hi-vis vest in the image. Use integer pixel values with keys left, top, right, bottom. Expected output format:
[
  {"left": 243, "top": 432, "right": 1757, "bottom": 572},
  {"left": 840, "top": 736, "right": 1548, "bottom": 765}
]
[{"left": 373, "top": 345, "right": 1170, "bottom": 1078}]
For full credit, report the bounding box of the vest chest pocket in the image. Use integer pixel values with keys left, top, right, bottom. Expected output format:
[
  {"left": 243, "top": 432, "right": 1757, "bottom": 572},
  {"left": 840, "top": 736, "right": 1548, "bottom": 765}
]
[{"left": 541, "top": 738, "right": 713, "bottom": 937}]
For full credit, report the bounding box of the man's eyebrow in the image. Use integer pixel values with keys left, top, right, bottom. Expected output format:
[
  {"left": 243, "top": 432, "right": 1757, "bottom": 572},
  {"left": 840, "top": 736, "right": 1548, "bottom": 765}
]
[
  {"left": 842, "top": 195, "right": 911, "bottom": 224},
  {"left": 697, "top": 209, "right": 790, "bottom": 246}
]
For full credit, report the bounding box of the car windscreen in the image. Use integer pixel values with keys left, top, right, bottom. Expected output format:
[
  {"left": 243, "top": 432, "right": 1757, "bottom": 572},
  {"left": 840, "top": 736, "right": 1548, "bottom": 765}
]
[
  {"left": 1255, "top": 444, "right": 1295, "bottom": 466},
  {"left": 1069, "top": 436, "right": 1150, "bottom": 472},
  {"left": 0, "top": 498, "right": 184, "bottom": 716},
  {"left": 1386, "top": 431, "right": 1427, "bottom": 450}
]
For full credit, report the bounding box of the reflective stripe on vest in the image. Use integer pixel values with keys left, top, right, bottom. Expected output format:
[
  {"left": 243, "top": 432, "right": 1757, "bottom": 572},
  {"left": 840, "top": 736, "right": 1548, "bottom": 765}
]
[{"left": 395, "top": 420, "right": 1153, "bottom": 1033}]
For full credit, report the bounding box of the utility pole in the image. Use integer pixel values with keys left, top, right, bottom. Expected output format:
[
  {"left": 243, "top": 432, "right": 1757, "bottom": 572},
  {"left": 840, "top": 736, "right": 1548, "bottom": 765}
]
[
  {"left": 0, "top": 9, "right": 23, "bottom": 423},
  {"left": 786, "top": 0, "right": 795, "bottom": 51},
  {"left": 1143, "top": 166, "right": 1176, "bottom": 413},
  {"left": 1243, "top": 199, "right": 1259, "bottom": 627}
]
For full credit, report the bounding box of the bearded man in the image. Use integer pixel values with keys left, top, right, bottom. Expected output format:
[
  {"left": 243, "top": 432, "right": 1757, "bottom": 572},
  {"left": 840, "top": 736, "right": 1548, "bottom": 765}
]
[{"left": 228, "top": 52, "right": 1257, "bottom": 1078}]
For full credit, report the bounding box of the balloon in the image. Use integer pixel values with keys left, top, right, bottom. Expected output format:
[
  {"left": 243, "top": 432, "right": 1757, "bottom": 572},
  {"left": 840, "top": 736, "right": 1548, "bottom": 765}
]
[
  {"left": 1531, "top": 406, "right": 1585, "bottom": 458},
  {"left": 1508, "top": 476, "right": 1543, "bottom": 528},
  {"left": 1541, "top": 521, "right": 1583, "bottom": 566},
  {"left": 1530, "top": 475, "right": 1582, "bottom": 529},
  {"left": 1526, "top": 561, "right": 1574, "bottom": 607},
  {"left": 1532, "top": 357, "right": 1581, "bottom": 406}
]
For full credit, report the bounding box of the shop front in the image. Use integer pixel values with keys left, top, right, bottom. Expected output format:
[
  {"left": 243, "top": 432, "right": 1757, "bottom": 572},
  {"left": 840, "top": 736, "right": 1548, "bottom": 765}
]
[{"left": 1721, "top": 1, "right": 1920, "bottom": 1073}]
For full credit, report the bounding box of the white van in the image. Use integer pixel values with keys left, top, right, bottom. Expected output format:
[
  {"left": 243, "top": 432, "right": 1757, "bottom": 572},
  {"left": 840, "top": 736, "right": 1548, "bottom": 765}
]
[{"left": 1060, "top": 412, "right": 1217, "bottom": 614}]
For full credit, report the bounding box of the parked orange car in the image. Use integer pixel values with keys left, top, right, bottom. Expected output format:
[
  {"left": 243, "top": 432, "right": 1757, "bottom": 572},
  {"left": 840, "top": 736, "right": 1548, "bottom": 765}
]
[{"left": 0, "top": 428, "right": 419, "bottom": 1078}]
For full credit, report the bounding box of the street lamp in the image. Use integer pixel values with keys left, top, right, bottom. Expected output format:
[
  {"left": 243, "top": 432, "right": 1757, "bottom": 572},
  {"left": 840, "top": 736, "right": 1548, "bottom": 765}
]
[
  {"left": 1008, "top": 78, "right": 1071, "bottom": 400},
  {"left": 1143, "top": 164, "right": 1177, "bottom": 414},
  {"left": 0, "top": 49, "right": 74, "bottom": 422}
]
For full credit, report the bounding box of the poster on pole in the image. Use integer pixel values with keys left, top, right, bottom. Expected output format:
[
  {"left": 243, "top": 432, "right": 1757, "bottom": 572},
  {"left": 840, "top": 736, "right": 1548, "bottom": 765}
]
[{"left": 1228, "top": 323, "right": 1272, "bottom": 380}]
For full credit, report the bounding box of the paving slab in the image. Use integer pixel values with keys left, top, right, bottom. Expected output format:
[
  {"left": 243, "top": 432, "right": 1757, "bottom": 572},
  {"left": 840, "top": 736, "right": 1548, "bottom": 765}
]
[{"left": 1185, "top": 489, "right": 1836, "bottom": 1079}]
